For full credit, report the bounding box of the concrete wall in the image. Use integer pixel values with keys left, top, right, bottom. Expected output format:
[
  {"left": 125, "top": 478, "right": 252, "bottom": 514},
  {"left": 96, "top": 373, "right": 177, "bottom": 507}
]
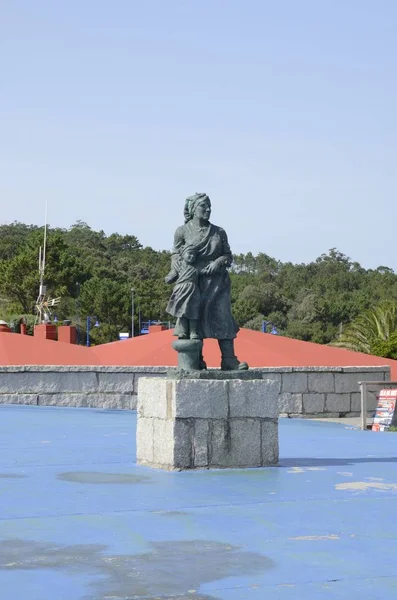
[{"left": 0, "top": 365, "right": 390, "bottom": 417}]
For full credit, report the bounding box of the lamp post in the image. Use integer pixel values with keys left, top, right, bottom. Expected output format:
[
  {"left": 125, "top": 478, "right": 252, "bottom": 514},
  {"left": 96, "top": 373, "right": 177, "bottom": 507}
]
[
  {"left": 86, "top": 316, "right": 100, "bottom": 347},
  {"left": 131, "top": 288, "right": 135, "bottom": 338}
]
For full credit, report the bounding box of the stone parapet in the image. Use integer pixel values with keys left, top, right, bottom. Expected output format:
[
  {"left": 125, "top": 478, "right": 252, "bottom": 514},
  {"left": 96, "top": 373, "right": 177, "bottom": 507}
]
[{"left": 0, "top": 365, "right": 390, "bottom": 417}]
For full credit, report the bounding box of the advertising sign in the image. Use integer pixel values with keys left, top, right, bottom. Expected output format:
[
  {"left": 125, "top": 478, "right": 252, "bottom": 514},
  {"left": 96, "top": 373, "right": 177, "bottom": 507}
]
[{"left": 372, "top": 389, "right": 397, "bottom": 432}]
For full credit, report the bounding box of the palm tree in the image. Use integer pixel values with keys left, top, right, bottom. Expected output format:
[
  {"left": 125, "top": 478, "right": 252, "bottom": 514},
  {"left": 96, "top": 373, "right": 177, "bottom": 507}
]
[{"left": 331, "top": 301, "right": 397, "bottom": 356}]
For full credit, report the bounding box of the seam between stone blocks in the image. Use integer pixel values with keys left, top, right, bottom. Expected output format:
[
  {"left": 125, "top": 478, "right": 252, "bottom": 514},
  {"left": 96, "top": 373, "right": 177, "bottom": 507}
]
[{"left": 225, "top": 381, "right": 231, "bottom": 454}]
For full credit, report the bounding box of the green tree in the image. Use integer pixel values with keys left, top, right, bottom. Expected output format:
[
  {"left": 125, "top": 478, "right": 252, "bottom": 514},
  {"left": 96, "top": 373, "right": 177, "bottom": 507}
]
[{"left": 331, "top": 301, "right": 397, "bottom": 356}]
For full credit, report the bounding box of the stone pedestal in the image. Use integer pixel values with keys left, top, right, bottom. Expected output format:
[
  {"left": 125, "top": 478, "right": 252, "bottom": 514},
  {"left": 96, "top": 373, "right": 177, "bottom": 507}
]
[{"left": 136, "top": 371, "right": 279, "bottom": 470}]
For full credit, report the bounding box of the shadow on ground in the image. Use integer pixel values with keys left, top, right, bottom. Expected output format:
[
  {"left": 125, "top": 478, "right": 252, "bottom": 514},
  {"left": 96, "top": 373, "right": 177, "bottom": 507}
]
[{"left": 0, "top": 539, "right": 274, "bottom": 600}]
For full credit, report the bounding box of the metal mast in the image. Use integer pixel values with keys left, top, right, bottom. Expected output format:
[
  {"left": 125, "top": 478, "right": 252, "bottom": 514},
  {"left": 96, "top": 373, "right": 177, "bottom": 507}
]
[{"left": 35, "top": 201, "right": 61, "bottom": 323}]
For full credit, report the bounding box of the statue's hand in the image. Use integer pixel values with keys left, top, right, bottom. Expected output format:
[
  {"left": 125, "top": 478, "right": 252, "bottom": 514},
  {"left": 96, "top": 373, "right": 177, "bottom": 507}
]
[
  {"left": 165, "top": 271, "right": 178, "bottom": 284},
  {"left": 202, "top": 259, "right": 224, "bottom": 275}
]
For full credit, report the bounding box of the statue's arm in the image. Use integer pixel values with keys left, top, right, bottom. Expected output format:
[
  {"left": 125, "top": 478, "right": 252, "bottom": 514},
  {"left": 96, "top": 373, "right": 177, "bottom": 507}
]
[
  {"left": 219, "top": 228, "right": 233, "bottom": 267},
  {"left": 202, "top": 227, "right": 232, "bottom": 275},
  {"left": 171, "top": 225, "right": 185, "bottom": 270}
]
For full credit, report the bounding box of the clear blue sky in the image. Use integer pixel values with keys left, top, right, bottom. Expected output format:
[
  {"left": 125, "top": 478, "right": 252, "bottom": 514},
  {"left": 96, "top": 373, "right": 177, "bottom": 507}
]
[{"left": 1, "top": 0, "right": 396, "bottom": 268}]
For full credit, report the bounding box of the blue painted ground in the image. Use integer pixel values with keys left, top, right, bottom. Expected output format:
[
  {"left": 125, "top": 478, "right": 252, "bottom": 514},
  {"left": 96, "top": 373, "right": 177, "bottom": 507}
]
[{"left": 1, "top": 406, "right": 397, "bottom": 599}]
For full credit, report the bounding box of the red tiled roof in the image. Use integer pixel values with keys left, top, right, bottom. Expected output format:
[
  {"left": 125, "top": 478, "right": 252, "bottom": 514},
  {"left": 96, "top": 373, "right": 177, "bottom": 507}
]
[
  {"left": 1, "top": 328, "right": 396, "bottom": 378},
  {"left": 91, "top": 328, "right": 397, "bottom": 378},
  {"left": 0, "top": 331, "right": 97, "bottom": 366}
]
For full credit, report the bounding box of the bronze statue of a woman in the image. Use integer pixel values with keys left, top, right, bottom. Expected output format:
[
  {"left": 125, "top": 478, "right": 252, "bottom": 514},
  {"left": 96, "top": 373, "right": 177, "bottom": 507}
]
[{"left": 166, "top": 193, "right": 248, "bottom": 371}]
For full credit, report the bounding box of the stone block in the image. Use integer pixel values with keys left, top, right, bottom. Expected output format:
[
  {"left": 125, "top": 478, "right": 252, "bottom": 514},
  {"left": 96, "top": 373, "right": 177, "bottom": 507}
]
[
  {"left": 36, "top": 393, "right": 131, "bottom": 410},
  {"left": 335, "top": 372, "right": 379, "bottom": 394},
  {"left": 0, "top": 393, "right": 38, "bottom": 405},
  {"left": 174, "top": 419, "right": 193, "bottom": 468},
  {"left": 229, "top": 379, "right": 279, "bottom": 419},
  {"left": 86, "top": 395, "right": 131, "bottom": 410},
  {"left": 131, "top": 394, "right": 138, "bottom": 410},
  {"left": 350, "top": 392, "right": 361, "bottom": 413},
  {"left": 325, "top": 393, "right": 350, "bottom": 413},
  {"left": 209, "top": 420, "right": 229, "bottom": 466},
  {"left": 278, "top": 393, "right": 303, "bottom": 414},
  {"left": 282, "top": 372, "right": 308, "bottom": 393},
  {"left": 228, "top": 419, "right": 261, "bottom": 468},
  {"left": 210, "top": 419, "right": 261, "bottom": 468},
  {"left": 308, "top": 372, "right": 335, "bottom": 393},
  {"left": 303, "top": 393, "right": 325, "bottom": 414},
  {"left": 261, "top": 421, "right": 278, "bottom": 466},
  {"left": 173, "top": 379, "right": 228, "bottom": 419},
  {"left": 97, "top": 372, "right": 134, "bottom": 393},
  {"left": 37, "top": 394, "right": 88, "bottom": 408},
  {"left": 193, "top": 419, "right": 210, "bottom": 467},
  {"left": 136, "top": 417, "right": 154, "bottom": 464},
  {"left": 0, "top": 371, "right": 98, "bottom": 394},
  {"left": 153, "top": 419, "right": 174, "bottom": 466},
  {"left": 137, "top": 378, "right": 169, "bottom": 419},
  {"left": 133, "top": 372, "right": 164, "bottom": 394}
]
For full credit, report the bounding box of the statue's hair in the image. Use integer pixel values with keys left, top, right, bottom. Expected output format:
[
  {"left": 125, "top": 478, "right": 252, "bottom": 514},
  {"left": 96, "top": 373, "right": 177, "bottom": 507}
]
[{"left": 184, "top": 193, "right": 210, "bottom": 223}]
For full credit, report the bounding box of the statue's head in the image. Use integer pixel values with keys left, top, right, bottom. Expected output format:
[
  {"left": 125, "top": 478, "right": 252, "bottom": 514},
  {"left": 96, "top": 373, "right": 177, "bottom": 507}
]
[{"left": 184, "top": 193, "right": 211, "bottom": 223}]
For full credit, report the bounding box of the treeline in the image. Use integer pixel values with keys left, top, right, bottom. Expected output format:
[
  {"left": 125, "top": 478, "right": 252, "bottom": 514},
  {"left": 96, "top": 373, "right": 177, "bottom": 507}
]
[{"left": 0, "top": 221, "right": 396, "bottom": 346}]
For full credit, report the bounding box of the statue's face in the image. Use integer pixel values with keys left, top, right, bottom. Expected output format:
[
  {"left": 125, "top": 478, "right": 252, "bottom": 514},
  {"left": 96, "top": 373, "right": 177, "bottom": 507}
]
[
  {"left": 184, "top": 250, "right": 196, "bottom": 264},
  {"left": 195, "top": 200, "right": 211, "bottom": 221}
]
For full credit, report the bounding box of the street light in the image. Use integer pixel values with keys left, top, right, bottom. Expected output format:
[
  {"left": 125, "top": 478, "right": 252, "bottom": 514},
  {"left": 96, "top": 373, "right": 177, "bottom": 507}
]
[
  {"left": 131, "top": 288, "right": 135, "bottom": 338},
  {"left": 86, "top": 316, "right": 100, "bottom": 347}
]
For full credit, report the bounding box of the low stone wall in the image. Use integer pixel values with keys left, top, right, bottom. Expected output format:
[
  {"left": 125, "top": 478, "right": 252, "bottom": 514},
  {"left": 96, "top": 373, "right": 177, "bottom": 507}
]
[
  {"left": 0, "top": 365, "right": 390, "bottom": 417},
  {"left": 0, "top": 366, "right": 166, "bottom": 410}
]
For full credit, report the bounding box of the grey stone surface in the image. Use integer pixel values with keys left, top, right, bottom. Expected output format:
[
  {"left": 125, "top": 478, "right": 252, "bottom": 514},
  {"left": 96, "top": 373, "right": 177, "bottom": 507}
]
[
  {"left": 350, "top": 392, "right": 362, "bottom": 414},
  {"left": 97, "top": 372, "right": 134, "bottom": 393},
  {"left": 137, "top": 378, "right": 169, "bottom": 419},
  {"left": 208, "top": 419, "right": 229, "bottom": 466},
  {"left": 229, "top": 379, "right": 279, "bottom": 418},
  {"left": 226, "top": 419, "right": 261, "bottom": 468},
  {"left": 133, "top": 372, "right": 165, "bottom": 394},
  {"left": 167, "top": 369, "right": 267, "bottom": 380},
  {"left": 0, "top": 365, "right": 390, "bottom": 418},
  {"left": 174, "top": 419, "right": 193, "bottom": 468},
  {"left": 0, "top": 393, "right": 38, "bottom": 405},
  {"left": 335, "top": 372, "right": 381, "bottom": 393},
  {"left": 303, "top": 394, "right": 325, "bottom": 414},
  {"left": 193, "top": 419, "right": 210, "bottom": 467},
  {"left": 341, "top": 366, "right": 388, "bottom": 374},
  {"left": 131, "top": 394, "right": 138, "bottom": 410},
  {"left": 282, "top": 372, "right": 308, "bottom": 393},
  {"left": 153, "top": 419, "right": 174, "bottom": 466},
  {"left": 36, "top": 394, "right": 132, "bottom": 410},
  {"left": 261, "top": 421, "right": 278, "bottom": 466},
  {"left": 209, "top": 419, "right": 262, "bottom": 468},
  {"left": 308, "top": 372, "right": 335, "bottom": 393},
  {"left": 0, "top": 371, "right": 98, "bottom": 394},
  {"left": 136, "top": 417, "right": 154, "bottom": 463},
  {"left": 278, "top": 393, "right": 303, "bottom": 414},
  {"left": 173, "top": 379, "right": 228, "bottom": 419},
  {"left": 325, "top": 393, "right": 350, "bottom": 413}
]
